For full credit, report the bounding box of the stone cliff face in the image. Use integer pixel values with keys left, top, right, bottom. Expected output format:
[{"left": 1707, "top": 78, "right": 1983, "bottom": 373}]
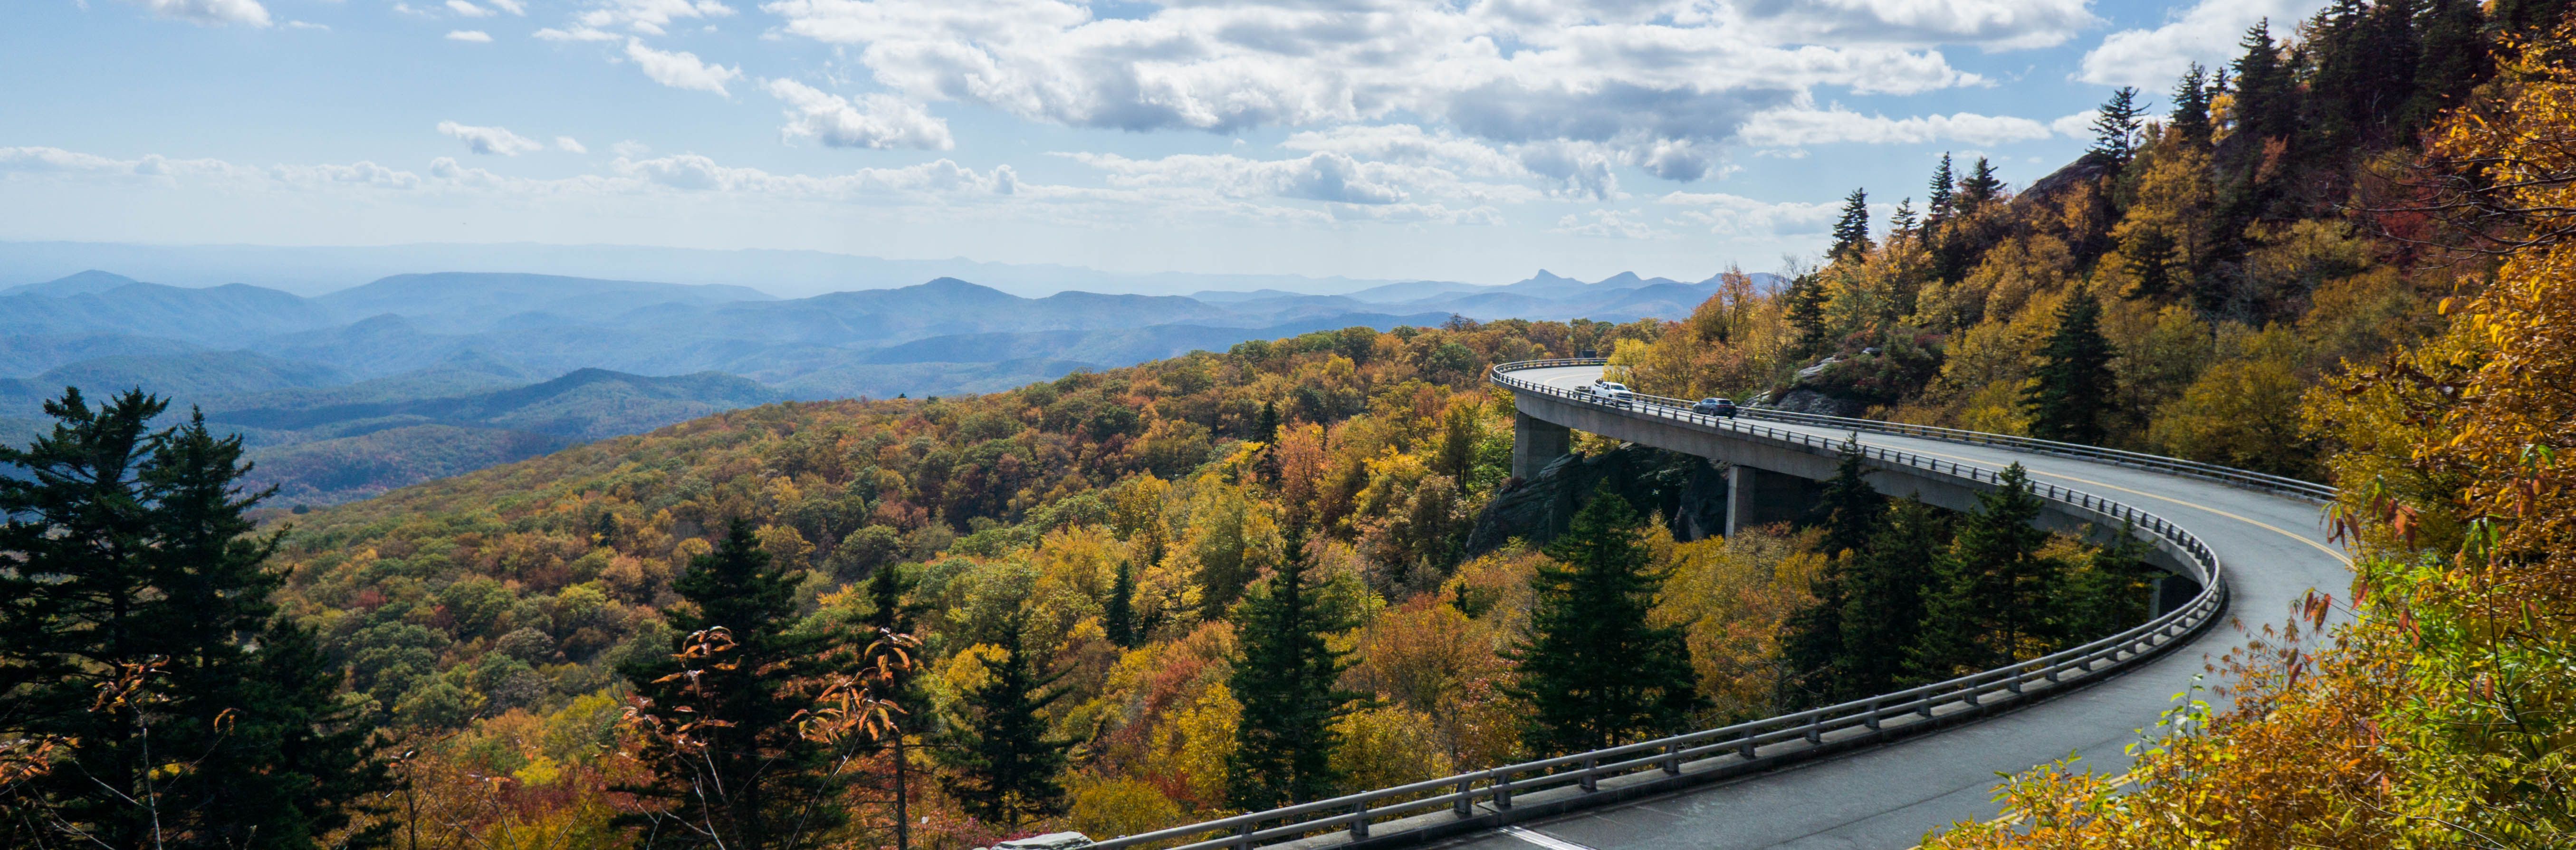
[{"left": 1465, "top": 443, "right": 1729, "bottom": 555}]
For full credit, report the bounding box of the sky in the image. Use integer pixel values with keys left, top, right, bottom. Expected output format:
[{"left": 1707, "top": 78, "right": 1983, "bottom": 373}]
[{"left": 0, "top": 0, "right": 2332, "bottom": 286}]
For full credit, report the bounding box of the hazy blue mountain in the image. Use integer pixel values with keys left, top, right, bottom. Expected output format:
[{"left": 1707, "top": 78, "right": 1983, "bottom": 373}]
[
  {"left": 857, "top": 312, "right": 1451, "bottom": 368},
  {"left": 0, "top": 281, "right": 334, "bottom": 346},
  {"left": 0, "top": 333, "right": 204, "bottom": 376},
  {"left": 0, "top": 241, "right": 1416, "bottom": 298},
  {"left": 2, "top": 269, "right": 143, "bottom": 297},
  {"left": 1336, "top": 279, "right": 1490, "bottom": 303},
  {"left": 773, "top": 358, "right": 1102, "bottom": 400},
  {"left": 6, "top": 351, "right": 350, "bottom": 413},
  {"left": 316, "top": 271, "right": 775, "bottom": 331}
]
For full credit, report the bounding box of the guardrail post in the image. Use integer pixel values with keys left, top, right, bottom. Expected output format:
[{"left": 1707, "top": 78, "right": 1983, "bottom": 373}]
[
  {"left": 1494, "top": 774, "right": 1512, "bottom": 810},
  {"left": 1455, "top": 778, "right": 1475, "bottom": 817},
  {"left": 1233, "top": 820, "right": 1252, "bottom": 850},
  {"left": 1804, "top": 718, "right": 1821, "bottom": 745},
  {"left": 1580, "top": 756, "right": 1598, "bottom": 792},
  {"left": 1863, "top": 700, "right": 1881, "bottom": 730},
  {"left": 1738, "top": 735, "right": 1756, "bottom": 760},
  {"left": 1663, "top": 742, "right": 1682, "bottom": 775},
  {"left": 1350, "top": 800, "right": 1369, "bottom": 839}
]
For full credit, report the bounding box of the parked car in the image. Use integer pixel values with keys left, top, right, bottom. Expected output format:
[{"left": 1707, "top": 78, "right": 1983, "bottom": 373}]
[{"left": 1692, "top": 397, "right": 1737, "bottom": 418}]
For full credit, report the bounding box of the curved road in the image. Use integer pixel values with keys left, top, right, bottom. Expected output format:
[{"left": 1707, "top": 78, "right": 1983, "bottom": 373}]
[{"left": 1436, "top": 366, "right": 2355, "bottom": 850}]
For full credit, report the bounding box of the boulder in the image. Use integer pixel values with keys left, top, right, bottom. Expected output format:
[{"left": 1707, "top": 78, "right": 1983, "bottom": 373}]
[{"left": 1768, "top": 388, "right": 1868, "bottom": 419}]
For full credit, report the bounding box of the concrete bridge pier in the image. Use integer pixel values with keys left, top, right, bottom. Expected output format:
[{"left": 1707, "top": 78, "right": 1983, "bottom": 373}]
[
  {"left": 1725, "top": 464, "right": 1825, "bottom": 537},
  {"left": 1513, "top": 411, "right": 1571, "bottom": 481}
]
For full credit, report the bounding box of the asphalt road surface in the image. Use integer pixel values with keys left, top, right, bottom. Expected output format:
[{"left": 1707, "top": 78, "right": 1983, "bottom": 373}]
[{"left": 1432, "top": 365, "right": 2354, "bottom": 850}]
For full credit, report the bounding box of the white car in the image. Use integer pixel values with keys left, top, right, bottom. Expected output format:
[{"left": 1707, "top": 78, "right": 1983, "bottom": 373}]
[{"left": 1584, "top": 380, "right": 1635, "bottom": 405}]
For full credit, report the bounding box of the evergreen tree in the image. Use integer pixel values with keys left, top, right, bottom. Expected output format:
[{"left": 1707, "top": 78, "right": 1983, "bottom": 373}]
[
  {"left": 1226, "top": 530, "right": 1361, "bottom": 810},
  {"left": 1783, "top": 273, "right": 1830, "bottom": 357},
  {"left": 1810, "top": 438, "right": 1883, "bottom": 560},
  {"left": 2057, "top": 522, "right": 2158, "bottom": 642},
  {"left": 941, "top": 612, "right": 1073, "bottom": 827},
  {"left": 2088, "top": 86, "right": 2145, "bottom": 165},
  {"left": 0, "top": 390, "right": 389, "bottom": 849},
  {"left": 1889, "top": 198, "right": 1919, "bottom": 237},
  {"left": 1104, "top": 558, "right": 1140, "bottom": 649},
  {"left": 1835, "top": 498, "right": 1946, "bottom": 699},
  {"left": 1909, "top": 465, "right": 2059, "bottom": 680},
  {"left": 1957, "top": 158, "right": 2005, "bottom": 211},
  {"left": 1254, "top": 400, "right": 1281, "bottom": 446},
  {"left": 1779, "top": 439, "right": 1882, "bottom": 707},
  {"left": 2171, "top": 63, "right": 2214, "bottom": 147},
  {"left": 1926, "top": 153, "right": 1957, "bottom": 222},
  {"left": 2021, "top": 292, "right": 2120, "bottom": 445},
  {"left": 1507, "top": 487, "right": 1704, "bottom": 756},
  {"left": 620, "top": 519, "right": 847, "bottom": 849},
  {"left": 2493, "top": 0, "right": 2574, "bottom": 36},
  {"left": 2232, "top": 20, "right": 2292, "bottom": 145},
  {"left": 2407, "top": 0, "right": 2490, "bottom": 132},
  {"left": 1829, "top": 188, "right": 1873, "bottom": 262}
]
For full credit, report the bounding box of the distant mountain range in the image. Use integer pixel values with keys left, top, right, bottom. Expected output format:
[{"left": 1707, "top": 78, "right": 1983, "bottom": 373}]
[{"left": 0, "top": 265, "right": 1765, "bottom": 503}]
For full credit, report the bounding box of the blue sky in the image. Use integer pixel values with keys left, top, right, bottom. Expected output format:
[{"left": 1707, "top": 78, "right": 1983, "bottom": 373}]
[{"left": 1, "top": 0, "right": 2328, "bottom": 285}]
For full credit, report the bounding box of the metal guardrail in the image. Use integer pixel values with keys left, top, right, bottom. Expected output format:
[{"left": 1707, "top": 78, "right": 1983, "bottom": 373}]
[
  {"left": 1501, "top": 358, "right": 2334, "bottom": 503},
  {"left": 1086, "top": 360, "right": 2287, "bottom": 850}
]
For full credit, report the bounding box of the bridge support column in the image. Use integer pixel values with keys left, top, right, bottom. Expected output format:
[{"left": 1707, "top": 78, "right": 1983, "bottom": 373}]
[
  {"left": 1513, "top": 411, "right": 1570, "bottom": 481},
  {"left": 1726, "top": 464, "right": 1825, "bottom": 537}
]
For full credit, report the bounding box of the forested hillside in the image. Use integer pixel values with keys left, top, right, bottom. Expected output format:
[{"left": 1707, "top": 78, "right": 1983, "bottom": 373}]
[{"left": 12, "top": 2, "right": 2576, "bottom": 848}]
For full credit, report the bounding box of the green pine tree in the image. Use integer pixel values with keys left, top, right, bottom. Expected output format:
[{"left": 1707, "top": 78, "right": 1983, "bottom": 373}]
[
  {"left": 1835, "top": 498, "right": 1947, "bottom": 699},
  {"left": 1926, "top": 153, "right": 1956, "bottom": 222},
  {"left": 940, "top": 612, "right": 1073, "bottom": 827},
  {"left": 1226, "top": 530, "right": 1360, "bottom": 810},
  {"left": 1254, "top": 400, "right": 1281, "bottom": 446},
  {"left": 2171, "top": 63, "right": 2215, "bottom": 147},
  {"left": 1784, "top": 273, "right": 1831, "bottom": 358},
  {"left": 1829, "top": 188, "right": 1873, "bottom": 262},
  {"left": 1810, "top": 438, "right": 1882, "bottom": 559},
  {"left": 1779, "top": 439, "right": 1882, "bottom": 707},
  {"left": 1104, "top": 559, "right": 1140, "bottom": 649},
  {"left": 619, "top": 519, "right": 848, "bottom": 849},
  {"left": 1909, "top": 464, "right": 2060, "bottom": 681},
  {"left": 1957, "top": 157, "right": 2004, "bottom": 211},
  {"left": 2231, "top": 20, "right": 2293, "bottom": 146},
  {"left": 1506, "top": 486, "right": 1705, "bottom": 756},
  {"left": 2021, "top": 292, "right": 2120, "bottom": 446},
  {"left": 0, "top": 390, "right": 389, "bottom": 849},
  {"left": 2088, "top": 86, "right": 2145, "bottom": 165},
  {"left": 2057, "top": 522, "right": 2159, "bottom": 642}
]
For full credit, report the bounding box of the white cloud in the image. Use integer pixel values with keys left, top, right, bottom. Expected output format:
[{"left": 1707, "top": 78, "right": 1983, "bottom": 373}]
[
  {"left": 2051, "top": 109, "right": 2098, "bottom": 139},
  {"left": 624, "top": 38, "right": 741, "bottom": 95},
  {"left": 488, "top": 0, "right": 527, "bottom": 13},
  {"left": 1657, "top": 190, "right": 1840, "bottom": 237},
  {"left": 535, "top": 26, "right": 620, "bottom": 40},
  {"left": 765, "top": 79, "right": 955, "bottom": 150},
  {"left": 121, "top": 0, "right": 272, "bottom": 27},
  {"left": 1738, "top": 106, "right": 2055, "bottom": 147},
  {"left": 438, "top": 121, "right": 545, "bottom": 155},
  {"left": 284, "top": 19, "right": 327, "bottom": 29},
  {"left": 2078, "top": 0, "right": 2328, "bottom": 90},
  {"left": 446, "top": 29, "right": 494, "bottom": 41},
  {"left": 556, "top": 136, "right": 589, "bottom": 153},
  {"left": 611, "top": 140, "right": 652, "bottom": 158},
  {"left": 759, "top": 0, "right": 2004, "bottom": 181},
  {"left": 448, "top": 0, "right": 495, "bottom": 17},
  {"left": 1552, "top": 209, "right": 1668, "bottom": 239},
  {"left": 565, "top": 0, "right": 734, "bottom": 37}
]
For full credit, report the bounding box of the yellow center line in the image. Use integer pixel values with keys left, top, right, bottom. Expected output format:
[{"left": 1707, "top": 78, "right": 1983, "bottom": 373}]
[{"left": 1861, "top": 440, "right": 2355, "bottom": 568}]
